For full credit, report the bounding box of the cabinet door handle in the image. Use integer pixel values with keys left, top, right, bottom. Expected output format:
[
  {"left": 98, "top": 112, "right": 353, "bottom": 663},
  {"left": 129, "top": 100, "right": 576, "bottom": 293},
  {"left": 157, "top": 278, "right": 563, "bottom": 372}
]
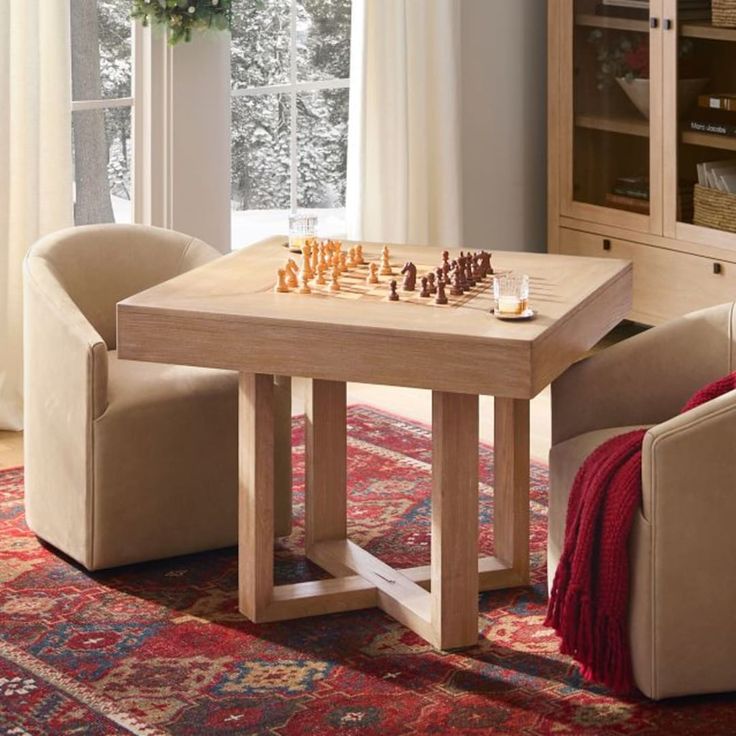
[
  {"left": 603, "top": 239, "right": 612, "bottom": 251},
  {"left": 714, "top": 262, "right": 723, "bottom": 275},
  {"left": 650, "top": 17, "right": 659, "bottom": 28},
  {"left": 664, "top": 18, "right": 673, "bottom": 30}
]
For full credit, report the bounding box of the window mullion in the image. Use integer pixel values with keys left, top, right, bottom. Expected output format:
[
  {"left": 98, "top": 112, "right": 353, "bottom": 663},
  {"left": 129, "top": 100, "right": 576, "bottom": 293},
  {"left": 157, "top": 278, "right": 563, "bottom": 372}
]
[{"left": 289, "top": 0, "right": 298, "bottom": 213}]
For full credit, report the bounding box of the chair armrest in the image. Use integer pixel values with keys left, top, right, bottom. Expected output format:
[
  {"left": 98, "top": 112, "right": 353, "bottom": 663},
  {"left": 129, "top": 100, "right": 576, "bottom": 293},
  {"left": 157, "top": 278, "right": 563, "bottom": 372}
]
[
  {"left": 23, "top": 254, "right": 108, "bottom": 567},
  {"left": 552, "top": 303, "right": 735, "bottom": 445},
  {"left": 642, "top": 389, "right": 736, "bottom": 522},
  {"left": 638, "top": 390, "right": 736, "bottom": 697}
]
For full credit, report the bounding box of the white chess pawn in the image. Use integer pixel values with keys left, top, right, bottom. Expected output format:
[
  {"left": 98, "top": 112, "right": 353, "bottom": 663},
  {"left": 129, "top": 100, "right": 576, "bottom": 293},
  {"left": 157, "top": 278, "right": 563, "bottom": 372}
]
[
  {"left": 298, "top": 270, "right": 311, "bottom": 294},
  {"left": 367, "top": 263, "right": 379, "bottom": 285}
]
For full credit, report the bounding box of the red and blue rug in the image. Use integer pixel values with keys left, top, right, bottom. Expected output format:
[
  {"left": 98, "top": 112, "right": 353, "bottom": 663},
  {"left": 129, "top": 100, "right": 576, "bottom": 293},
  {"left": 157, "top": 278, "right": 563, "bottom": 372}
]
[{"left": 2, "top": 406, "right": 736, "bottom": 734}]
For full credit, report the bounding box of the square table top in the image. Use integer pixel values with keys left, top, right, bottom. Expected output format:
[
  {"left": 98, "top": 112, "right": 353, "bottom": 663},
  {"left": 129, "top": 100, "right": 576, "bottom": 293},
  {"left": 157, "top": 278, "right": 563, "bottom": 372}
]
[{"left": 117, "top": 237, "right": 632, "bottom": 398}]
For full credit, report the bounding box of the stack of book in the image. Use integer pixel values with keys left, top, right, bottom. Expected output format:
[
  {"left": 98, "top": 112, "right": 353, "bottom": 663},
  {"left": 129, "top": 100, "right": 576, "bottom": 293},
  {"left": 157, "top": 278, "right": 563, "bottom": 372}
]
[
  {"left": 686, "top": 93, "right": 736, "bottom": 138},
  {"left": 596, "top": 0, "right": 711, "bottom": 20},
  {"left": 605, "top": 175, "right": 649, "bottom": 214},
  {"left": 604, "top": 175, "right": 694, "bottom": 220}
]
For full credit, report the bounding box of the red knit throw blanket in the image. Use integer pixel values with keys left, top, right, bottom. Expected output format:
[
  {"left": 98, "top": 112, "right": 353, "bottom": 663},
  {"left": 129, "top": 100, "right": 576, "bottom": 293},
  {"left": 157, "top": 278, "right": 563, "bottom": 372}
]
[{"left": 545, "top": 371, "right": 736, "bottom": 694}]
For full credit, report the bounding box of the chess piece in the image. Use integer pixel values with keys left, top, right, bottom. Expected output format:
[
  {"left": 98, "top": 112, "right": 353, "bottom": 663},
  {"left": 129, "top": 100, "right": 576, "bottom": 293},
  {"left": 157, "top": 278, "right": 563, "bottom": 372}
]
[
  {"left": 465, "top": 260, "right": 476, "bottom": 287},
  {"left": 450, "top": 272, "right": 464, "bottom": 296},
  {"left": 401, "top": 261, "right": 417, "bottom": 291},
  {"left": 367, "top": 262, "right": 379, "bottom": 284},
  {"left": 427, "top": 271, "right": 437, "bottom": 294},
  {"left": 356, "top": 244, "right": 365, "bottom": 265},
  {"left": 419, "top": 276, "right": 430, "bottom": 298},
  {"left": 298, "top": 270, "right": 311, "bottom": 294},
  {"left": 302, "top": 242, "right": 314, "bottom": 278},
  {"left": 316, "top": 262, "right": 327, "bottom": 285},
  {"left": 275, "top": 268, "right": 290, "bottom": 293},
  {"left": 319, "top": 242, "right": 328, "bottom": 270},
  {"left": 311, "top": 243, "right": 319, "bottom": 273},
  {"left": 285, "top": 259, "right": 299, "bottom": 287},
  {"left": 472, "top": 255, "right": 483, "bottom": 281},
  {"left": 330, "top": 267, "right": 341, "bottom": 292},
  {"left": 380, "top": 246, "right": 393, "bottom": 275},
  {"left": 435, "top": 279, "right": 448, "bottom": 305},
  {"left": 388, "top": 279, "right": 399, "bottom": 301},
  {"left": 480, "top": 251, "right": 493, "bottom": 277},
  {"left": 349, "top": 246, "right": 358, "bottom": 267},
  {"left": 442, "top": 250, "right": 450, "bottom": 268},
  {"left": 339, "top": 252, "right": 349, "bottom": 273}
]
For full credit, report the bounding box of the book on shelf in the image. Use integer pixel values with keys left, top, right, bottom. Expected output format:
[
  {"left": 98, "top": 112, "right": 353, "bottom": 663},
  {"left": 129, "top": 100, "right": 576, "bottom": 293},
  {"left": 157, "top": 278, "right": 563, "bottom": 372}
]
[
  {"left": 613, "top": 175, "right": 649, "bottom": 200},
  {"left": 687, "top": 119, "right": 736, "bottom": 137},
  {"left": 604, "top": 192, "right": 650, "bottom": 214},
  {"left": 699, "top": 94, "right": 736, "bottom": 113}
]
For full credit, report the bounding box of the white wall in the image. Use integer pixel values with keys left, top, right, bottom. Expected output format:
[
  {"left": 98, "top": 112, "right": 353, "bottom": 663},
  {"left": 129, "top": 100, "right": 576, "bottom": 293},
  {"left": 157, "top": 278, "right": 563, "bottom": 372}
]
[{"left": 460, "top": 0, "right": 547, "bottom": 253}]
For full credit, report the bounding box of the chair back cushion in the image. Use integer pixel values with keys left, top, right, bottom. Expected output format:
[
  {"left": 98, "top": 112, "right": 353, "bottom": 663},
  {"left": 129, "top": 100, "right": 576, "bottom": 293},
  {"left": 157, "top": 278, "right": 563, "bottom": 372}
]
[{"left": 28, "top": 224, "right": 219, "bottom": 349}]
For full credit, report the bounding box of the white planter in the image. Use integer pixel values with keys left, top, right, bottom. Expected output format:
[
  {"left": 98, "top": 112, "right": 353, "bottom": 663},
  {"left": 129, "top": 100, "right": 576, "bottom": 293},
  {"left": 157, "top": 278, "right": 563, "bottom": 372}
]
[{"left": 616, "top": 77, "right": 709, "bottom": 120}]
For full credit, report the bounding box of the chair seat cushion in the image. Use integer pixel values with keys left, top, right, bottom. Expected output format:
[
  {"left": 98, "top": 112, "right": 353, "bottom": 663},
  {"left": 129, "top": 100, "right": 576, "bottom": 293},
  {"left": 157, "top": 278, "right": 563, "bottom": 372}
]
[{"left": 547, "top": 425, "right": 652, "bottom": 589}]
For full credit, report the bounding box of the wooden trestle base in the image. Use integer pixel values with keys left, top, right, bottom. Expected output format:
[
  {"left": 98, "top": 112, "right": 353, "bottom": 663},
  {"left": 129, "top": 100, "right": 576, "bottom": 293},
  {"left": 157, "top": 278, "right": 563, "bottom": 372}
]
[{"left": 238, "top": 373, "right": 530, "bottom": 651}]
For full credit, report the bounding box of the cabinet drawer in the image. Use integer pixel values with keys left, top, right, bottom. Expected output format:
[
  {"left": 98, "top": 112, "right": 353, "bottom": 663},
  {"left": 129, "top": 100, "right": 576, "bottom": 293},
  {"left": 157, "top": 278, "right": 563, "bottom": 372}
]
[{"left": 559, "top": 228, "right": 736, "bottom": 325}]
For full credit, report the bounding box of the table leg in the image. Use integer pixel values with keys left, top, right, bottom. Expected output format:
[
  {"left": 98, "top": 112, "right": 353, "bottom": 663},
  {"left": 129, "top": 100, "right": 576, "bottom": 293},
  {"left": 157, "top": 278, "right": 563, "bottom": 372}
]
[
  {"left": 431, "top": 390, "right": 480, "bottom": 650},
  {"left": 273, "top": 375, "right": 293, "bottom": 538},
  {"left": 239, "top": 372, "right": 275, "bottom": 621},
  {"left": 305, "top": 379, "right": 347, "bottom": 553},
  {"left": 493, "top": 397, "right": 530, "bottom": 584}
]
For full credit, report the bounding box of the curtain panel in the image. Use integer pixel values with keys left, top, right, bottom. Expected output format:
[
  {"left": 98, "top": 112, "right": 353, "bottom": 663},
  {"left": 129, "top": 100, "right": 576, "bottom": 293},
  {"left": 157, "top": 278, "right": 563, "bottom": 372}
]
[
  {"left": 346, "top": 0, "right": 463, "bottom": 248},
  {"left": 0, "top": 1, "right": 73, "bottom": 430}
]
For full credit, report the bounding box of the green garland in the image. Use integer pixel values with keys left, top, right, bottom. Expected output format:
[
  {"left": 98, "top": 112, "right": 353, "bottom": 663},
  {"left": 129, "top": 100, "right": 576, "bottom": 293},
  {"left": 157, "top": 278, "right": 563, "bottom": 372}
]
[{"left": 131, "top": 0, "right": 232, "bottom": 46}]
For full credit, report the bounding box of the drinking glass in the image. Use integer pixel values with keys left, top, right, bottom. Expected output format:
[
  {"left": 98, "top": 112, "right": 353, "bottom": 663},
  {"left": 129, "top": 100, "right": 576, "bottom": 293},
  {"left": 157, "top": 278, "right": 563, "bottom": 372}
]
[{"left": 493, "top": 273, "right": 530, "bottom": 316}]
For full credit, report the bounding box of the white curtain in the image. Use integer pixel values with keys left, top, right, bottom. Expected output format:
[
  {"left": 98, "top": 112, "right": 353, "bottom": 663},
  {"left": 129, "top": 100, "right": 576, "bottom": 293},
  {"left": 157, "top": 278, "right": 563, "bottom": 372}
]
[
  {"left": 0, "top": 1, "right": 73, "bottom": 430},
  {"left": 346, "top": 0, "right": 463, "bottom": 248}
]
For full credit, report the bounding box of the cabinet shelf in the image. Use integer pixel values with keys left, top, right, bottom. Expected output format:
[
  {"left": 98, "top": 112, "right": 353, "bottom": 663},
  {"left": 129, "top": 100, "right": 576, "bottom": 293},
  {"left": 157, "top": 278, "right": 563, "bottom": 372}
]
[
  {"left": 681, "top": 130, "right": 736, "bottom": 151},
  {"left": 576, "top": 13, "right": 736, "bottom": 42},
  {"left": 575, "top": 13, "right": 648, "bottom": 32},
  {"left": 680, "top": 22, "right": 736, "bottom": 42},
  {"left": 575, "top": 113, "right": 649, "bottom": 137}
]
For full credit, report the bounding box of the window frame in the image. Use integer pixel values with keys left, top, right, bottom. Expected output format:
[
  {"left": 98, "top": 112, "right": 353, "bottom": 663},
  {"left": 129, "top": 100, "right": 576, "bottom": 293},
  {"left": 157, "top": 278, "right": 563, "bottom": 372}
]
[
  {"left": 230, "top": 0, "right": 351, "bottom": 213},
  {"left": 70, "top": 17, "right": 139, "bottom": 224}
]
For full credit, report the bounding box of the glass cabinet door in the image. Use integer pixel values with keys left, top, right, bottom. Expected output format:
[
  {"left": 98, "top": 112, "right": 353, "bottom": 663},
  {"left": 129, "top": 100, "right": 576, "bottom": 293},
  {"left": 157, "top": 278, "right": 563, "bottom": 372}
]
[
  {"left": 669, "top": 0, "right": 736, "bottom": 246},
  {"left": 566, "top": 0, "right": 660, "bottom": 230}
]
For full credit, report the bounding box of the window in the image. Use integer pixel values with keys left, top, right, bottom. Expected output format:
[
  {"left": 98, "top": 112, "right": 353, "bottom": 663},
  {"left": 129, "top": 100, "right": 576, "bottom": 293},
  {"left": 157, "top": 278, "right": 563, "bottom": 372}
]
[
  {"left": 71, "top": 0, "right": 134, "bottom": 226},
  {"left": 230, "top": 0, "right": 351, "bottom": 247}
]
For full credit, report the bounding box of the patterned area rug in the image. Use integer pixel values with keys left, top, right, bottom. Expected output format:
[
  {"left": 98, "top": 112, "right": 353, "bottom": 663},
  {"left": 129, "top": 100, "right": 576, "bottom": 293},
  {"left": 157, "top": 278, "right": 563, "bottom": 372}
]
[{"left": 2, "top": 406, "right": 736, "bottom": 735}]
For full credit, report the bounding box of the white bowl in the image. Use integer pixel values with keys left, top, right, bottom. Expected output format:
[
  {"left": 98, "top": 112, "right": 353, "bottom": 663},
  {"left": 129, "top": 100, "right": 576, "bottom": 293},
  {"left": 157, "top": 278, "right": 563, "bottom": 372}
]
[{"left": 616, "top": 77, "right": 709, "bottom": 119}]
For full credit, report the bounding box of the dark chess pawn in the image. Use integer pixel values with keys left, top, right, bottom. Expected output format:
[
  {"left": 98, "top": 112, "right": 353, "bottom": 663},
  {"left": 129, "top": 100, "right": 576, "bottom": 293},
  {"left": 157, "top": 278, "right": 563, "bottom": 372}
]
[
  {"left": 450, "top": 272, "right": 464, "bottom": 296},
  {"left": 419, "top": 276, "right": 430, "bottom": 297},
  {"left": 427, "top": 271, "right": 437, "bottom": 294},
  {"left": 465, "top": 260, "right": 476, "bottom": 287},
  {"left": 442, "top": 250, "right": 450, "bottom": 268},
  {"left": 435, "top": 279, "right": 448, "bottom": 305},
  {"left": 389, "top": 280, "right": 400, "bottom": 301},
  {"left": 456, "top": 265, "right": 468, "bottom": 292},
  {"left": 401, "top": 261, "right": 417, "bottom": 291}
]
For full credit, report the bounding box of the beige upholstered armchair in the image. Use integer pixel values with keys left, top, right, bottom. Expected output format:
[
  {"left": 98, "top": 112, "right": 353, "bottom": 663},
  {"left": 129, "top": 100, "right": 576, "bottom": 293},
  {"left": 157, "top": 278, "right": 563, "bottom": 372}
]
[
  {"left": 24, "top": 224, "right": 292, "bottom": 571},
  {"left": 548, "top": 303, "right": 736, "bottom": 700}
]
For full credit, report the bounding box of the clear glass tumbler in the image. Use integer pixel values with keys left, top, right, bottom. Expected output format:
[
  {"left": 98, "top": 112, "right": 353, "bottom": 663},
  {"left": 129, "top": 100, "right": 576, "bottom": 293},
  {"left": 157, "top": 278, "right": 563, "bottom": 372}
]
[
  {"left": 493, "top": 273, "right": 530, "bottom": 316},
  {"left": 288, "top": 214, "right": 318, "bottom": 253}
]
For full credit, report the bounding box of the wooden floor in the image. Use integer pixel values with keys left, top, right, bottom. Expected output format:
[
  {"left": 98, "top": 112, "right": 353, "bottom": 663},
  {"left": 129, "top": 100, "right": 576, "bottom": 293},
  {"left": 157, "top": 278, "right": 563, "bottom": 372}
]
[{"left": 0, "top": 322, "right": 645, "bottom": 473}]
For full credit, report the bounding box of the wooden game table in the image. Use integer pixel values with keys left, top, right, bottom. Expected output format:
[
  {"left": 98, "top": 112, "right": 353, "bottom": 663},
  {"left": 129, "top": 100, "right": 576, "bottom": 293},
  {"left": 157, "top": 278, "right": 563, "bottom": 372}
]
[{"left": 117, "top": 237, "right": 632, "bottom": 650}]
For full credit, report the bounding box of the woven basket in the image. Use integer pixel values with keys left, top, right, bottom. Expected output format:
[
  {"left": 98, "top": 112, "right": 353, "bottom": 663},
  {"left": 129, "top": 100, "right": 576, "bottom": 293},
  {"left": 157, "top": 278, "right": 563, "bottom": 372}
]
[
  {"left": 713, "top": 0, "right": 736, "bottom": 27},
  {"left": 693, "top": 184, "right": 736, "bottom": 233}
]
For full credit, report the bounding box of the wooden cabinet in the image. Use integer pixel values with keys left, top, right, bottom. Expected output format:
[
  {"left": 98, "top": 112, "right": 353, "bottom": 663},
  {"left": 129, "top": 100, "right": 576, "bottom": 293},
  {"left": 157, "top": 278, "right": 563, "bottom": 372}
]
[{"left": 549, "top": 0, "right": 736, "bottom": 324}]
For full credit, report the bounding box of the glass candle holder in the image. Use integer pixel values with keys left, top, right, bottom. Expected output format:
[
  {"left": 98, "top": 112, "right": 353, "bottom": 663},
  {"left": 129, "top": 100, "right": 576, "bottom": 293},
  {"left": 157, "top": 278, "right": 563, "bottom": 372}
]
[
  {"left": 288, "top": 214, "right": 318, "bottom": 253},
  {"left": 493, "top": 273, "right": 530, "bottom": 316}
]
